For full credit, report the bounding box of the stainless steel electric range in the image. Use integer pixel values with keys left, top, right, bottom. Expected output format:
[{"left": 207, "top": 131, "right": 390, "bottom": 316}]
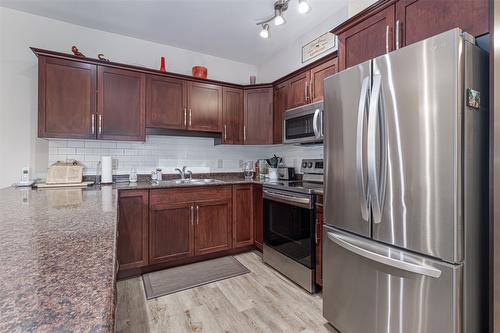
[{"left": 262, "top": 159, "right": 323, "bottom": 293}]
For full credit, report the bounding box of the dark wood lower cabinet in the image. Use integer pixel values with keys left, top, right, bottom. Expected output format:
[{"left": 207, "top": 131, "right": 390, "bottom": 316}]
[
  {"left": 118, "top": 184, "right": 263, "bottom": 278},
  {"left": 149, "top": 201, "right": 194, "bottom": 265},
  {"left": 315, "top": 195, "right": 323, "bottom": 287},
  {"left": 117, "top": 190, "right": 149, "bottom": 271},
  {"left": 233, "top": 185, "right": 254, "bottom": 248},
  {"left": 253, "top": 185, "right": 264, "bottom": 251},
  {"left": 194, "top": 198, "right": 232, "bottom": 255}
]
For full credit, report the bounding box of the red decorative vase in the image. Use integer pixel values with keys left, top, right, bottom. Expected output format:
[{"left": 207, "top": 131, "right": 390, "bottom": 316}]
[{"left": 160, "top": 57, "right": 166, "bottom": 72}]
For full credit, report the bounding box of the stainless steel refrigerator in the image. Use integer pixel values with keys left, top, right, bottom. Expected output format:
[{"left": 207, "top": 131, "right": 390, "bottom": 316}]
[{"left": 322, "top": 29, "right": 489, "bottom": 333}]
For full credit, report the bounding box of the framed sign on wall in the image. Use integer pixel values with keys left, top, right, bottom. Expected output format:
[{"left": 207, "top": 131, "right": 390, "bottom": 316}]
[{"left": 302, "top": 32, "right": 336, "bottom": 63}]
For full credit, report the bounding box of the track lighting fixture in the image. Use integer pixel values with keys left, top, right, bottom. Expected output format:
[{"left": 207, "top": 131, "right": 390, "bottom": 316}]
[
  {"left": 298, "top": 0, "right": 311, "bottom": 14},
  {"left": 260, "top": 24, "right": 270, "bottom": 39},
  {"left": 256, "top": 0, "right": 312, "bottom": 39}
]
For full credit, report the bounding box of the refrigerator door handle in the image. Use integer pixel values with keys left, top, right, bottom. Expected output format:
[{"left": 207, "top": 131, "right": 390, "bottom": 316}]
[
  {"left": 326, "top": 231, "right": 442, "bottom": 278},
  {"left": 367, "top": 74, "right": 387, "bottom": 224},
  {"left": 356, "top": 77, "right": 370, "bottom": 221}
]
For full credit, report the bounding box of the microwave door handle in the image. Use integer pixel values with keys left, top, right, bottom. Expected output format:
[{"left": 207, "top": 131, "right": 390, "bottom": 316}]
[
  {"left": 368, "top": 74, "right": 385, "bottom": 224},
  {"left": 327, "top": 231, "right": 442, "bottom": 278},
  {"left": 312, "top": 109, "right": 321, "bottom": 138},
  {"left": 357, "top": 77, "right": 370, "bottom": 221}
]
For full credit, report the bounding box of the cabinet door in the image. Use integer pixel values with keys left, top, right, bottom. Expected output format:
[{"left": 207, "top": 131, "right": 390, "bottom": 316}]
[
  {"left": 146, "top": 75, "right": 187, "bottom": 129},
  {"left": 194, "top": 199, "right": 232, "bottom": 256},
  {"left": 253, "top": 185, "right": 264, "bottom": 251},
  {"left": 244, "top": 87, "right": 273, "bottom": 145},
  {"left": 310, "top": 58, "right": 338, "bottom": 103},
  {"left": 98, "top": 66, "right": 145, "bottom": 141},
  {"left": 396, "top": 0, "right": 488, "bottom": 48},
  {"left": 188, "top": 82, "right": 222, "bottom": 132},
  {"left": 117, "top": 190, "right": 149, "bottom": 271},
  {"left": 222, "top": 87, "right": 244, "bottom": 144},
  {"left": 233, "top": 185, "right": 254, "bottom": 248},
  {"left": 273, "top": 81, "right": 288, "bottom": 144},
  {"left": 287, "top": 71, "right": 310, "bottom": 108},
  {"left": 315, "top": 197, "right": 323, "bottom": 286},
  {"left": 338, "top": 5, "right": 395, "bottom": 70},
  {"left": 149, "top": 202, "right": 194, "bottom": 264},
  {"left": 38, "top": 57, "right": 96, "bottom": 139}
]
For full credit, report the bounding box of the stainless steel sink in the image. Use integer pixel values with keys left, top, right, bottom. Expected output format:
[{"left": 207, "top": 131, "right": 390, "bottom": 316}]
[{"left": 152, "top": 178, "right": 223, "bottom": 186}]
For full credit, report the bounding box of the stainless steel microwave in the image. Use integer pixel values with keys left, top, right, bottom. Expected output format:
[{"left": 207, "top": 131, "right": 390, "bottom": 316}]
[{"left": 283, "top": 101, "right": 324, "bottom": 144}]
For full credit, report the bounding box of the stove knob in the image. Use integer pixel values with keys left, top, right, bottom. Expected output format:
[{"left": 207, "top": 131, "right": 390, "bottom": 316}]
[
  {"left": 308, "top": 162, "right": 313, "bottom": 168},
  {"left": 302, "top": 162, "right": 307, "bottom": 168}
]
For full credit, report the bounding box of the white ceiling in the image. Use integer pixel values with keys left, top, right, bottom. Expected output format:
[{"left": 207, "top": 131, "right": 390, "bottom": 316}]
[{"left": 0, "top": 0, "right": 351, "bottom": 65}]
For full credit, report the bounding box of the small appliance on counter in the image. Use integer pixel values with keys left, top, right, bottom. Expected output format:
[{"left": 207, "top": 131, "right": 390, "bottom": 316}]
[
  {"left": 101, "top": 156, "right": 113, "bottom": 184},
  {"left": 277, "top": 167, "right": 296, "bottom": 180},
  {"left": 35, "top": 160, "right": 93, "bottom": 188}
]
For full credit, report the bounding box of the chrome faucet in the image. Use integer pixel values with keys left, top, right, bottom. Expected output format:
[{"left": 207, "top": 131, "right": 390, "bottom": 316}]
[{"left": 174, "top": 166, "right": 192, "bottom": 180}]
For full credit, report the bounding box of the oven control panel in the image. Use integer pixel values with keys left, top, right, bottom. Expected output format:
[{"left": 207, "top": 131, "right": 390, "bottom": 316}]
[{"left": 301, "top": 159, "right": 324, "bottom": 175}]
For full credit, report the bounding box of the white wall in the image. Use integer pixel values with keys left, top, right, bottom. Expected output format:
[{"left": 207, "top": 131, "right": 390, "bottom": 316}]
[{"left": 0, "top": 7, "right": 258, "bottom": 188}]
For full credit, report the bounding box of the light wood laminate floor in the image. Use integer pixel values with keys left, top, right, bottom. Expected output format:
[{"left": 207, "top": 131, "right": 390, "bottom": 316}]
[{"left": 116, "top": 251, "right": 337, "bottom": 333}]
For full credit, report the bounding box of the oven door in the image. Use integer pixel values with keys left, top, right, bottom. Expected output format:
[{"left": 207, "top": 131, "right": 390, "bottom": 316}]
[
  {"left": 283, "top": 102, "right": 324, "bottom": 144},
  {"left": 263, "top": 188, "right": 315, "bottom": 268}
]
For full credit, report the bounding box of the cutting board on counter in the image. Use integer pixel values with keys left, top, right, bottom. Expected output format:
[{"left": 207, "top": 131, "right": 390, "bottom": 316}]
[{"left": 35, "top": 181, "right": 94, "bottom": 189}]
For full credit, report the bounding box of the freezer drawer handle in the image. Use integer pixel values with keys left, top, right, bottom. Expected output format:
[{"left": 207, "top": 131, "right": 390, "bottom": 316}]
[
  {"left": 327, "top": 232, "right": 442, "bottom": 278},
  {"left": 356, "top": 77, "right": 370, "bottom": 222}
]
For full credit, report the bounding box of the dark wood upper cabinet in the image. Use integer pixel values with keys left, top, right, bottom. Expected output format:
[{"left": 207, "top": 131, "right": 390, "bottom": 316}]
[
  {"left": 194, "top": 198, "right": 232, "bottom": 256},
  {"left": 222, "top": 87, "right": 244, "bottom": 144},
  {"left": 38, "top": 56, "right": 96, "bottom": 139},
  {"left": 310, "top": 58, "right": 338, "bottom": 102},
  {"left": 146, "top": 75, "right": 187, "bottom": 130},
  {"left": 337, "top": 5, "right": 395, "bottom": 70},
  {"left": 395, "top": 0, "right": 488, "bottom": 48},
  {"left": 233, "top": 185, "right": 254, "bottom": 248},
  {"left": 273, "top": 81, "right": 288, "bottom": 144},
  {"left": 244, "top": 87, "right": 273, "bottom": 145},
  {"left": 188, "top": 82, "right": 222, "bottom": 132},
  {"left": 287, "top": 71, "right": 310, "bottom": 108},
  {"left": 117, "top": 190, "right": 149, "bottom": 272},
  {"left": 149, "top": 201, "right": 194, "bottom": 265},
  {"left": 98, "top": 66, "right": 146, "bottom": 141}
]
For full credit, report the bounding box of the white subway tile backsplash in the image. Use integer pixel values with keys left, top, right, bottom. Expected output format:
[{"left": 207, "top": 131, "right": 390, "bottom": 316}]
[{"left": 47, "top": 135, "right": 323, "bottom": 175}]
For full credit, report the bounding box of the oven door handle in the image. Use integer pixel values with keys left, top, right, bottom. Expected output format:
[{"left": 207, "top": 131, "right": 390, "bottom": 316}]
[{"left": 263, "top": 190, "right": 311, "bottom": 209}]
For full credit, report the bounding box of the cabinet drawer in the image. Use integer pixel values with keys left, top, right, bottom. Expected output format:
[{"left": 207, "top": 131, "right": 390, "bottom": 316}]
[{"left": 150, "top": 185, "right": 232, "bottom": 207}]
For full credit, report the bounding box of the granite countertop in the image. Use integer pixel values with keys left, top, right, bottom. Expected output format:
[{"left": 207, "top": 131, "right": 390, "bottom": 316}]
[{"left": 0, "top": 186, "right": 118, "bottom": 333}]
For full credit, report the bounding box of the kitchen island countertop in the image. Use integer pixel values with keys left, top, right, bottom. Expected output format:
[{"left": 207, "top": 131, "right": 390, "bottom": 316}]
[{"left": 0, "top": 186, "right": 118, "bottom": 333}]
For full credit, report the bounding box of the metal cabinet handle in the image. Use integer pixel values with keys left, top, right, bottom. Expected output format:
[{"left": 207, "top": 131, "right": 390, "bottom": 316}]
[
  {"left": 190, "top": 205, "right": 194, "bottom": 226},
  {"left": 356, "top": 77, "right": 370, "bottom": 222},
  {"left": 91, "top": 114, "right": 95, "bottom": 134},
  {"left": 224, "top": 124, "right": 227, "bottom": 141},
  {"left": 396, "top": 20, "right": 401, "bottom": 50},
  {"left": 98, "top": 115, "right": 102, "bottom": 135},
  {"left": 327, "top": 232, "right": 442, "bottom": 278},
  {"left": 184, "top": 108, "right": 187, "bottom": 127},
  {"left": 189, "top": 109, "right": 192, "bottom": 127},
  {"left": 243, "top": 125, "right": 247, "bottom": 143},
  {"left": 196, "top": 205, "right": 199, "bottom": 225},
  {"left": 305, "top": 81, "right": 308, "bottom": 102},
  {"left": 309, "top": 80, "right": 313, "bottom": 102},
  {"left": 385, "top": 25, "right": 390, "bottom": 53}
]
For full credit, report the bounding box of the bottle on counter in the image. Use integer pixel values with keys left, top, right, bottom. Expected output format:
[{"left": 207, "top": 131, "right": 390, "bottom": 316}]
[
  {"left": 156, "top": 168, "right": 162, "bottom": 182},
  {"left": 255, "top": 161, "right": 259, "bottom": 180}
]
